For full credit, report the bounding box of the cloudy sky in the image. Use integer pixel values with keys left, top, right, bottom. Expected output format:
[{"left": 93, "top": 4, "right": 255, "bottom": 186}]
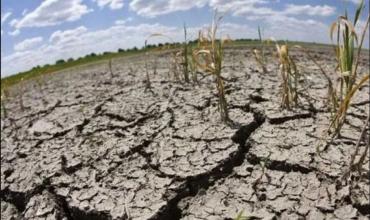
[{"left": 1, "top": 0, "right": 368, "bottom": 77}]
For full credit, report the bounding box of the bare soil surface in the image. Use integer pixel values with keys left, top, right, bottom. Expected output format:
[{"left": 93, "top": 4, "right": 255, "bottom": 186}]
[{"left": 1, "top": 46, "right": 369, "bottom": 220}]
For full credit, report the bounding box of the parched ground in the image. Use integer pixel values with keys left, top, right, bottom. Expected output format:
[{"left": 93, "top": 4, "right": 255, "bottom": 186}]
[{"left": 1, "top": 46, "right": 369, "bottom": 220}]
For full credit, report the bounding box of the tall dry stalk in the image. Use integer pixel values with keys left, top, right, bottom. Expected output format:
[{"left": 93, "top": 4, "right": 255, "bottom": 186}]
[
  {"left": 193, "top": 14, "right": 230, "bottom": 122},
  {"left": 253, "top": 26, "right": 267, "bottom": 73},
  {"left": 108, "top": 59, "right": 114, "bottom": 79},
  {"left": 182, "top": 23, "right": 190, "bottom": 83},
  {"left": 276, "top": 44, "right": 300, "bottom": 110},
  {"left": 144, "top": 39, "right": 152, "bottom": 90}
]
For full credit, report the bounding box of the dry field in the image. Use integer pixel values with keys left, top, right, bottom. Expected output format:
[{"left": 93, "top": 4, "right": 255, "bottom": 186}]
[{"left": 1, "top": 44, "right": 369, "bottom": 220}]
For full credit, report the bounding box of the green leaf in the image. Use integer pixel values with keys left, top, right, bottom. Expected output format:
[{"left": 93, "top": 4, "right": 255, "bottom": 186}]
[{"left": 354, "top": 0, "right": 364, "bottom": 25}]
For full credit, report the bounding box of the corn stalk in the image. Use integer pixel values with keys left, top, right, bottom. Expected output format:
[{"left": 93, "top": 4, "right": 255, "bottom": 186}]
[
  {"left": 276, "top": 44, "right": 300, "bottom": 110},
  {"left": 323, "top": 0, "right": 370, "bottom": 139},
  {"left": 144, "top": 39, "right": 152, "bottom": 90},
  {"left": 183, "top": 23, "right": 190, "bottom": 83},
  {"left": 193, "top": 14, "right": 230, "bottom": 123},
  {"left": 253, "top": 26, "right": 267, "bottom": 73}
]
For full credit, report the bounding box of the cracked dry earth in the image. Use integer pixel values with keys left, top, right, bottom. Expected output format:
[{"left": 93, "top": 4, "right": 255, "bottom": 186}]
[{"left": 1, "top": 46, "right": 369, "bottom": 220}]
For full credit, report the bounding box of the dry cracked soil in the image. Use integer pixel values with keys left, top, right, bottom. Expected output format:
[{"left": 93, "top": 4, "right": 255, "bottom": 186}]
[{"left": 1, "top": 46, "right": 369, "bottom": 220}]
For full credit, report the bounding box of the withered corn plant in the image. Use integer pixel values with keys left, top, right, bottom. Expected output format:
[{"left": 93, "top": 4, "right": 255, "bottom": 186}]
[
  {"left": 319, "top": 0, "right": 370, "bottom": 149},
  {"left": 253, "top": 26, "right": 267, "bottom": 73},
  {"left": 193, "top": 14, "right": 230, "bottom": 123},
  {"left": 182, "top": 23, "right": 190, "bottom": 83},
  {"left": 144, "top": 39, "right": 152, "bottom": 90},
  {"left": 276, "top": 44, "right": 300, "bottom": 110}
]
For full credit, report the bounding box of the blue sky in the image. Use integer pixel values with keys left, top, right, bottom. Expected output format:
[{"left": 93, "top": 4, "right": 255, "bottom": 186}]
[{"left": 1, "top": 0, "right": 368, "bottom": 77}]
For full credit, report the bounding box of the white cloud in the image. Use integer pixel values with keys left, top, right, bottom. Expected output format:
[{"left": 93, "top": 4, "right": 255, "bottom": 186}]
[
  {"left": 1, "top": 11, "right": 12, "bottom": 35},
  {"left": 129, "top": 0, "right": 208, "bottom": 17},
  {"left": 11, "top": 0, "right": 92, "bottom": 29},
  {"left": 8, "top": 29, "right": 20, "bottom": 36},
  {"left": 115, "top": 17, "right": 133, "bottom": 25},
  {"left": 14, "top": 37, "right": 43, "bottom": 51},
  {"left": 1, "top": 12, "right": 12, "bottom": 24},
  {"left": 9, "top": 19, "right": 18, "bottom": 27},
  {"left": 49, "top": 26, "right": 88, "bottom": 44},
  {"left": 1, "top": 16, "right": 334, "bottom": 77},
  {"left": 129, "top": 0, "right": 336, "bottom": 18},
  {"left": 264, "top": 15, "right": 330, "bottom": 43},
  {"left": 1, "top": 23, "right": 181, "bottom": 76},
  {"left": 94, "top": 0, "right": 124, "bottom": 10},
  {"left": 209, "top": 0, "right": 335, "bottom": 18},
  {"left": 283, "top": 4, "right": 335, "bottom": 16}
]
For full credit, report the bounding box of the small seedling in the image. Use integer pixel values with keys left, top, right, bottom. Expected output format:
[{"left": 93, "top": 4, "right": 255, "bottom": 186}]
[
  {"left": 252, "top": 152, "right": 271, "bottom": 194},
  {"left": 193, "top": 13, "right": 230, "bottom": 123},
  {"left": 275, "top": 43, "right": 300, "bottom": 110},
  {"left": 234, "top": 211, "right": 257, "bottom": 220}
]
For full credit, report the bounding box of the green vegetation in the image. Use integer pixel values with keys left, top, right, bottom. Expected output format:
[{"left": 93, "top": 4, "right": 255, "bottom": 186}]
[
  {"left": 325, "top": 0, "right": 370, "bottom": 139},
  {"left": 317, "top": 0, "right": 370, "bottom": 153},
  {"left": 234, "top": 211, "right": 257, "bottom": 220}
]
